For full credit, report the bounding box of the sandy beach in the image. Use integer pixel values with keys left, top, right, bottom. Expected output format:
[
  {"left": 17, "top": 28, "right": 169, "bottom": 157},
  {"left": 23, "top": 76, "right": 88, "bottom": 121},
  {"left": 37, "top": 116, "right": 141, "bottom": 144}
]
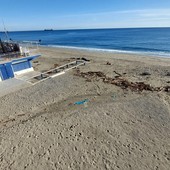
[{"left": 0, "top": 47, "right": 170, "bottom": 170}]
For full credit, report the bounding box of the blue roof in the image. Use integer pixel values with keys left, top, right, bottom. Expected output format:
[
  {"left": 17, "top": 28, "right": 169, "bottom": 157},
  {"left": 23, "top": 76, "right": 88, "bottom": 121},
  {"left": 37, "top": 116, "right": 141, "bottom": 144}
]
[{"left": 0, "top": 54, "right": 41, "bottom": 65}]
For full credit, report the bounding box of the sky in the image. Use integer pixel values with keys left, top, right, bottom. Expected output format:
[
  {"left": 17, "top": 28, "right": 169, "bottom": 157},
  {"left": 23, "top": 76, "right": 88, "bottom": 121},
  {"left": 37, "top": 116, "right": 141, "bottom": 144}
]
[{"left": 0, "top": 0, "right": 170, "bottom": 31}]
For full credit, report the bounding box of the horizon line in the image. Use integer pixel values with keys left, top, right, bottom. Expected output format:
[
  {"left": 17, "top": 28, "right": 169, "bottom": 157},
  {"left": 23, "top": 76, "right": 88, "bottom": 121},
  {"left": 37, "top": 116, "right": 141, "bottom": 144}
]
[{"left": 0, "top": 26, "right": 170, "bottom": 32}]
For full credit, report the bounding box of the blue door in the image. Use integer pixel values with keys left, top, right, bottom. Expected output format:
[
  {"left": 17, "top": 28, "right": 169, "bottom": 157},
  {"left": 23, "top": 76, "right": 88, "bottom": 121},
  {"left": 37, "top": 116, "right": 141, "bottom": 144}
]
[{"left": 12, "top": 61, "right": 31, "bottom": 72}]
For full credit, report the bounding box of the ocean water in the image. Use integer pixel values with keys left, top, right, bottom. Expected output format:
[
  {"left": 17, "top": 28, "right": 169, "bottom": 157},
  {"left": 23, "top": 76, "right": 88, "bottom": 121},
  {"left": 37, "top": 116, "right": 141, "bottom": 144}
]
[{"left": 1, "top": 28, "right": 170, "bottom": 57}]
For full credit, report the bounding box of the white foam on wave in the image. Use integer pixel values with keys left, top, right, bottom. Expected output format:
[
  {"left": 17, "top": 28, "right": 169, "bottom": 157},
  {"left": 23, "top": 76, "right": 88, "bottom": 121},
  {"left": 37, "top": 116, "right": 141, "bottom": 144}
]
[{"left": 42, "top": 45, "right": 170, "bottom": 58}]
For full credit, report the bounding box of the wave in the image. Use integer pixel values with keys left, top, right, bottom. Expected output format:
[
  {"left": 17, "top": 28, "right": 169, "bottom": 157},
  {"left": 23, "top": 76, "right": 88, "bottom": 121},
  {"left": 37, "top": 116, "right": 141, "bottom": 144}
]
[{"left": 41, "top": 45, "right": 170, "bottom": 58}]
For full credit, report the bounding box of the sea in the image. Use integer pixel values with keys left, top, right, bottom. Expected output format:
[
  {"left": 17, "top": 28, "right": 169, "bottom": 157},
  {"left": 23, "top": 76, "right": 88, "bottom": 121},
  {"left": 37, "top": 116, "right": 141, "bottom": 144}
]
[{"left": 1, "top": 27, "right": 170, "bottom": 58}]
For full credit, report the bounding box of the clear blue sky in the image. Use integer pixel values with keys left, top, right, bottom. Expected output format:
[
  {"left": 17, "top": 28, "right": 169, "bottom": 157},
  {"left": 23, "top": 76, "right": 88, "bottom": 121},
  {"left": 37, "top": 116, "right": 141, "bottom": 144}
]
[{"left": 0, "top": 0, "right": 170, "bottom": 31}]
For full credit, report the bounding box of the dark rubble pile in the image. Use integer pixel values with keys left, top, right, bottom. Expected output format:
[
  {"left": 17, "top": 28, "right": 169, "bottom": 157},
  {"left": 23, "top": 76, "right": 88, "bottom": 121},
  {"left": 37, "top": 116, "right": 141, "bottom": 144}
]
[{"left": 75, "top": 71, "right": 170, "bottom": 92}]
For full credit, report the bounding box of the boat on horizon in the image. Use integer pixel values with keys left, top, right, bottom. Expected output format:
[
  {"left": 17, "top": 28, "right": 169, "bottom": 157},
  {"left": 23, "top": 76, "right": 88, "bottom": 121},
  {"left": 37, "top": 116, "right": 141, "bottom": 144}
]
[{"left": 44, "top": 29, "right": 53, "bottom": 31}]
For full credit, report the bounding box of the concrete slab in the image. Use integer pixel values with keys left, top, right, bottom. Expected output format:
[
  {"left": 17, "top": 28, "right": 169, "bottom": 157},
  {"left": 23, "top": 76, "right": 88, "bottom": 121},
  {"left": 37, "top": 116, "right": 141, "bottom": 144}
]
[
  {"left": 15, "top": 71, "right": 41, "bottom": 81},
  {"left": 0, "top": 78, "right": 30, "bottom": 97}
]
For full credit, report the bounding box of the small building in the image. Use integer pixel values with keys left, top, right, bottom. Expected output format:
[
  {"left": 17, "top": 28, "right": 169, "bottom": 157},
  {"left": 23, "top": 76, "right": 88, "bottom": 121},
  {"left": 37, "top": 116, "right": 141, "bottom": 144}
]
[
  {"left": 0, "top": 40, "right": 40, "bottom": 81},
  {"left": 0, "top": 55, "right": 40, "bottom": 81}
]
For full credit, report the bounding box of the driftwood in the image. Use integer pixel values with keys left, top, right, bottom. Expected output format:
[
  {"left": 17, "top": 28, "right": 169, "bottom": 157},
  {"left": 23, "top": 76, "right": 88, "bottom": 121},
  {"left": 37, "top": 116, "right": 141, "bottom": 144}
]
[
  {"left": 140, "top": 71, "right": 151, "bottom": 76},
  {"left": 113, "top": 71, "right": 122, "bottom": 77},
  {"left": 70, "top": 57, "right": 90, "bottom": 62},
  {"left": 75, "top": 71, "right": 170, "bottom": 92}
]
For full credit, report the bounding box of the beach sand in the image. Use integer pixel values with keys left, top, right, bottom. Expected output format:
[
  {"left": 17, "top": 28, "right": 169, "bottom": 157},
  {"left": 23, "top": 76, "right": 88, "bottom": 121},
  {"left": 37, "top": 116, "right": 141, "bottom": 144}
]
[{"left": 0, "top": 47, "right": 170, "bottom": 170}]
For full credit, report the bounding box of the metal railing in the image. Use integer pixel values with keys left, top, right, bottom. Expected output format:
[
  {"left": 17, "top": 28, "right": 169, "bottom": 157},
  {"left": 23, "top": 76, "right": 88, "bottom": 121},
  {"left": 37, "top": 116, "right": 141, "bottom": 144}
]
[{"left": 26, "top": 60, "right": 87, "bottom": 85}]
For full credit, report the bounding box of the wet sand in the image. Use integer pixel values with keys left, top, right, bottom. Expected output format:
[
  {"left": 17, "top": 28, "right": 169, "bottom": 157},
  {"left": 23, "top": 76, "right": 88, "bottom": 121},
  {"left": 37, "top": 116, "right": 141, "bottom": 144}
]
[{"left": 0, "top": 47, "right": 170, "bottom": 170}]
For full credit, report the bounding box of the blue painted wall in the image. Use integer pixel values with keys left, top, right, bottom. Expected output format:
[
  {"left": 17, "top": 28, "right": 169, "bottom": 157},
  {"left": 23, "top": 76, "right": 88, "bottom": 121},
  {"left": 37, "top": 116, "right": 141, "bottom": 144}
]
[
  {"left": 5, "top": 63, "right": 14, "bottom": 78},
  {"left": 0, "top": 63, "right": 14, "bottom": 80},
  {"left": 0, "top": 54, "right": 41, "bottom": 81},
  {"left": 12, "top": 61, "right": 31, "bottom": 72}
]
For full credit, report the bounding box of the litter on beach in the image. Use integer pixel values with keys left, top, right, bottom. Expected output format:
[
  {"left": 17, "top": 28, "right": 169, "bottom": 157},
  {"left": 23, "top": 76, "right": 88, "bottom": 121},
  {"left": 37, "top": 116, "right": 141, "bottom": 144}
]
[
  {"left": 111, "top": 93, "right": 117, "bottom": 100},
  {"left": 74, "top": 99, "right": 89, "bottom": 105}
]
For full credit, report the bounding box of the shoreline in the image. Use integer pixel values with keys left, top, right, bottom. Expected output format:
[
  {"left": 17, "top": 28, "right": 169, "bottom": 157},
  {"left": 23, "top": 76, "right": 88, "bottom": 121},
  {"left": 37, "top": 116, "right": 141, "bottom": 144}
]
[
  {"left": 38, "top": 46, "right": 170, "bottom": 67},
  {"left": 40, "top": 45, "right": 170, "bottom": 59}
]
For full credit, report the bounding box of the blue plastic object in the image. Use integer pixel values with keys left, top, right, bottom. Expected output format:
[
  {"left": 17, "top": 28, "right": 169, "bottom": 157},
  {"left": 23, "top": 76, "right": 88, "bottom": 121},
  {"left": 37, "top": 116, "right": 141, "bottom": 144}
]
[{"left": 74, "top": 99, "right": 89, "bottom": 105}]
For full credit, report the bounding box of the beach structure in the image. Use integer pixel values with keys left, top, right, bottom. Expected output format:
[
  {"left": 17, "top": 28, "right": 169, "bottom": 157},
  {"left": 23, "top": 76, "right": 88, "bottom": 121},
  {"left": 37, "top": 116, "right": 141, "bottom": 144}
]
[
  {"left": 26, "top": 60, "right": 86, "bottom": 85},
  {"left": 0, "top": 40, "right": 40, "bottom": 81}
]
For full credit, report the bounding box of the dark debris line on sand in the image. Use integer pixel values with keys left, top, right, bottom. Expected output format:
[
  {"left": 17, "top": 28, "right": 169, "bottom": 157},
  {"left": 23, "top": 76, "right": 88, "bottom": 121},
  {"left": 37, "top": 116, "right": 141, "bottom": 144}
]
[{"left": 75, "top": 70, "right": 170, "bottom": 92}]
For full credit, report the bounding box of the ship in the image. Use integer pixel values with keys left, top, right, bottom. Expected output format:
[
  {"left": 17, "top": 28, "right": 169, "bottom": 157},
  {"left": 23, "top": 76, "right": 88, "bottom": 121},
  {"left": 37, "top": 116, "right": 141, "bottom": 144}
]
[{"left": 44, "top": 29, "right": 53, "bottom": 31}]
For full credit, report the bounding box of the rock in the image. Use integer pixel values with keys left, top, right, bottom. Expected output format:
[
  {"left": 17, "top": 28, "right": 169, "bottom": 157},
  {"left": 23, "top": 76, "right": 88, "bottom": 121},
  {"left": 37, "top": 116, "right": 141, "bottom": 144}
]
[
  {"left": 140, "top": 71, "right": 151, "bottom": 76},
  {"left": 106, "top": 61, "right": 111, "bottom": 65},
  {"left": 82, "top": 57, "right": 90, "bottom": 62},
  {"left": 166, "top": 72, "right": 170, "bottom": 76}
]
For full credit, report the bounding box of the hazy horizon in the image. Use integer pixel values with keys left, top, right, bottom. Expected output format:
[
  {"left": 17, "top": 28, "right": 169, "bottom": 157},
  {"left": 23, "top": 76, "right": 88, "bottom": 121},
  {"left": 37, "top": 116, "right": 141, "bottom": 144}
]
[{"left": 1, "top": 26, "right": 170, "bottom": 33}]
